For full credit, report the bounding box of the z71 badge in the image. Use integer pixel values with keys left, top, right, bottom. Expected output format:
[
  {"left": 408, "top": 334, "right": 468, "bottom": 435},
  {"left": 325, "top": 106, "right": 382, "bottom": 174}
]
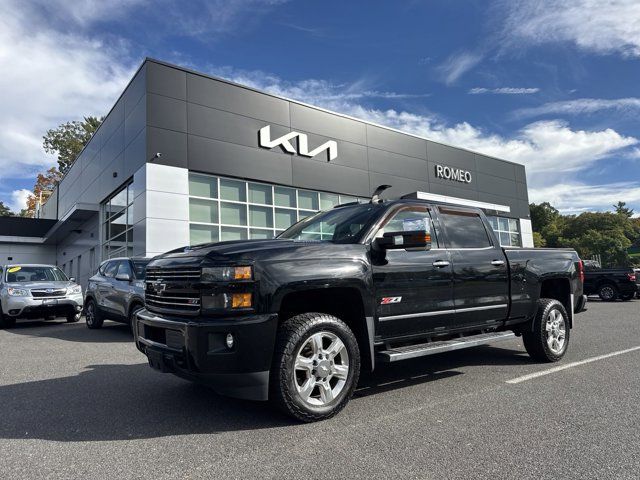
[{"left": 381, "top": 296, "right": 402, "bottom": 305}]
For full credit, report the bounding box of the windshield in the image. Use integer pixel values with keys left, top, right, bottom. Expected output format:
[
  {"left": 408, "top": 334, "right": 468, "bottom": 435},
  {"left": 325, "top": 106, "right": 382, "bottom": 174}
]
[
  {"left": 5, "top": 266, "right": 69, "bottom": 283},
  {"left": 279, "top": 204, "right": 382, "bottom": 243},
  {"left": 132, "top": 260, "right": 150, "bottom": 279}
]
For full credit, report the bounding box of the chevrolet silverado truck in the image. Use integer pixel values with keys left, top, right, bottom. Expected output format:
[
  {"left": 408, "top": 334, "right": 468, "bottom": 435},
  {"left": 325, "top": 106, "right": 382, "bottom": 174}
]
[
  {"left": 0, "top": 264, "right": 83, "bottom": 328},
  {"left": 582, "top": 260, "right": 637, "bottom": 301},
  {"left": 134, "top": 192, "right": 587, "bottom": 422}
]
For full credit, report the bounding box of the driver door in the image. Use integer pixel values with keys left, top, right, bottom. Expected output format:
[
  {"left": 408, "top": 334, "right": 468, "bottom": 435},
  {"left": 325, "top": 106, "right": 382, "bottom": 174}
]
[{"left": 371, "top": 205, "right": 455, "bottom": 339}]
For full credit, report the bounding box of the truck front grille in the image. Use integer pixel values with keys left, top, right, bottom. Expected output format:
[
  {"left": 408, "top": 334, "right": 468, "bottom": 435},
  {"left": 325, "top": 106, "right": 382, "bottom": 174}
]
[
  {"left": 146, "top": 268, "right": 201, "bottom": 281},
  {"left": 145, "top": 292, "right": 200, "bottom": 311},
  {"left": 145, "top": 266, "right": 201, "bottom": 315}
]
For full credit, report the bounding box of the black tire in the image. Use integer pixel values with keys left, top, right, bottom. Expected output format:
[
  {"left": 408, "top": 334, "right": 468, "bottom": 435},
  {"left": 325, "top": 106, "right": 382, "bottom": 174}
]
[
  {"left": 523, "top": 298, "right": 570, "bottom": 362},
  {"left": 85, "top": 298, "right": 104, "bottom": 329},
  {"left": 598, "top": 283, "right": 618, "bottom": 301},
  {"left": 270, "top": 312, "right": 360, "bottom": 422},
  {"left": 66, "top": 311, "right": 81, "bottom": 323},
  {"left": 0, "top": 311, "right": 16, "bottom": 329},
  {"left": 128, "top": 304, "right": 144, "bottom": 336}
]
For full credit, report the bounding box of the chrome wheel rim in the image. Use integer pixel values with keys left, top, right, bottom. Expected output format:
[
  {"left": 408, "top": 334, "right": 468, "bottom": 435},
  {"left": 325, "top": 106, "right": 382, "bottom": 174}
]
[
  {"left": 545, "top": 309, "right": 566, "bottom": 354},
  {"left": 600, "top": 286, "right": 614, "bottom": 300},
  {"left": 294, "top": 331, "right": 349, "bottom": 407},
  {"left": 86, "top": 303, "right": 94, "bottom": 325}
]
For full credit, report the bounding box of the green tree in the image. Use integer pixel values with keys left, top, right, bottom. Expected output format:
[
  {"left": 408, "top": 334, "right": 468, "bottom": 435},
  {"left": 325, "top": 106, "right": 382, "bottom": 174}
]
[
  {"left": 529, "top": 202, "right": 560, "bottom": 232},
  {"left": 532, "top": 231, "right": 546, "bottom": 248},
  {"left": 614, "top": 201, "right": 634, "bottom": 218},
  {"left": 43, "top": 116, "right": 102, "bottom": 174},
  {"left": 0, "top": 201, "right": 12, "bottom": 217},
  {"left": 562, "top": 229, "right": 632, "bottom": 267},
  {"left": 529, "top": 202, "right": 564, "bottom": 247}
]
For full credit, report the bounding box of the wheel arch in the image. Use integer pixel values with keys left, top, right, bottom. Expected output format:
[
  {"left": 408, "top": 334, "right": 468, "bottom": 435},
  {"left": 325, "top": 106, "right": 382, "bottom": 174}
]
[
  {"left": 127, "top": 297, "right": 145, "bottom": 319},
  {"left": 539, "top": 277, "right": 573, "bottom": 327},
  {"left": 277, "top": 285, "right": 376, "bottom": 372}
]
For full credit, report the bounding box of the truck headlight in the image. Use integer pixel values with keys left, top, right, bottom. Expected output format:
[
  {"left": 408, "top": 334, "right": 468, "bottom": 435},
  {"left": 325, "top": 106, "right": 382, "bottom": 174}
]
[
  {"left": 7, "top": 287, "right": 29, "bottom": 297},
  {"left": 202, "top": 266, "right": 252, "bottom": 282},
  {"left": 67, "top": 285, "right": 82, "bottom": 295}
]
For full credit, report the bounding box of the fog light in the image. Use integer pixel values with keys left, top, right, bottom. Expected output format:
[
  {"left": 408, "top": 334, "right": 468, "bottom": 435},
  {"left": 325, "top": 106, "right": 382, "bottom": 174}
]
[{"left": 226, "top": 333, "right": 234, "bottom": 349}]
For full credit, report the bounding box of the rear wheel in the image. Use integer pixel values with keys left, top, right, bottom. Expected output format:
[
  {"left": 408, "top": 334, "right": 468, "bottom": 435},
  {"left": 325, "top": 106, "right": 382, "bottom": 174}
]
[
  {"left": 598, "top": 283, "right": 618, "bottom": 301},
  {"left": 270, "top": 312, "right": 360, "bottom": 422},
  {"left": 85, "top": 299, "right": 104, "bottom": 329},
  {"left": 523, "top": 298, "right": 570, "bottom": 362}
]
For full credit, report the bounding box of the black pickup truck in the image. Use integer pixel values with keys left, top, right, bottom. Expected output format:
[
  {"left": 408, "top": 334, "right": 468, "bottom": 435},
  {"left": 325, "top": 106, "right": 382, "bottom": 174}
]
[
  {"left": 582, "top": 260, "right": 637, "bottom": 301},
  {"left": 134, "top": 194, "right": 586, "bottom": 421}
]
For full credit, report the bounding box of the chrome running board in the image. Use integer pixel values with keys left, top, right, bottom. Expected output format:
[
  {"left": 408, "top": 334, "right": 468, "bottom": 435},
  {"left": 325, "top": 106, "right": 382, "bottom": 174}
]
[{"left": 377, "top": 331, "right": 516, "bottom": 362}]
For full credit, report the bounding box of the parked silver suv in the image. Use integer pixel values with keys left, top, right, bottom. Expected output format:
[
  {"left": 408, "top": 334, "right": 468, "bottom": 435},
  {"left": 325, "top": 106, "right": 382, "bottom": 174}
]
[
  {"left": 84, "top": 257, "right": 150, "bottom": 334},
  {"left": 0, "top": 264, "right": 83, "bottom": 328}
]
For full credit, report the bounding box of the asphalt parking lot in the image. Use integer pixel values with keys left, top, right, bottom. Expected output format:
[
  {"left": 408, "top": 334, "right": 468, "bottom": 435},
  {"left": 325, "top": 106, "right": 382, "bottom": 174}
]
[{"left": 1, "top": 300, "right": 639, "bottom": 479}]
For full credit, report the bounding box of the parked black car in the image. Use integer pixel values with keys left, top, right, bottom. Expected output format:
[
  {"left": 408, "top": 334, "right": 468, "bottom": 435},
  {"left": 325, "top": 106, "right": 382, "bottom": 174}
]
[
  {"left": 134, "top": 195, "right": 586, "bottom": 421},
  {"left": 583, "top": 261, "right": 637, "bottom": 301},
  {"left": 85, "top": 257, "right": 151, "bottom": 333}
]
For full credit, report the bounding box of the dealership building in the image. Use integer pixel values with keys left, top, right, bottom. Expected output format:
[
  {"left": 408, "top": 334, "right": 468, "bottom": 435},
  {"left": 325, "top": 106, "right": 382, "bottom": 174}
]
[{"left": 0, "top": 58, "right": 533, "bottom": 288}]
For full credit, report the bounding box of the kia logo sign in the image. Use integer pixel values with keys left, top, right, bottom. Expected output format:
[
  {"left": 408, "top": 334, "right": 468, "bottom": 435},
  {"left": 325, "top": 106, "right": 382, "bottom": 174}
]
[
  {"left": 259, "top": 125, "right": 338, "bottom": 162},
  {"left": 435, "top": 164, "right": 472, "bottom": 184}
]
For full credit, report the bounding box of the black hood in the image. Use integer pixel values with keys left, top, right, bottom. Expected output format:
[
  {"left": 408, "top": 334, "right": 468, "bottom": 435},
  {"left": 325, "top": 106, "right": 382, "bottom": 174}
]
[{"left": 147, "top": 238, "right": 362, "bottom": 268}]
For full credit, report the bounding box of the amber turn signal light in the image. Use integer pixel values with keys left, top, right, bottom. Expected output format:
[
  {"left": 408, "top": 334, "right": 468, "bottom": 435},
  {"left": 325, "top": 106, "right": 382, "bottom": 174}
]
[
  {"left": 231, "top": 293, "right": 252, "bottom": 308},
  {"left": 234, "top": 266, "right": 252, "bottom": 280}
]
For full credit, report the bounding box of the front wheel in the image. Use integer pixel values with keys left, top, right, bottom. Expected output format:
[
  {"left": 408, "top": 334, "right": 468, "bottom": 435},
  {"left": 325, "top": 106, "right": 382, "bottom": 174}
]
[
  {"left": 270, "top": 313, "right": 360, "bottom": 422},
  {"left": 523, "top": 298, "right": 570, "bottom": 362},
  {"left": 0, "top": 312, "right": 16, "bottom": 329},
  {"left": 85, "top": 299, "right": 104, "bottom": 329}
]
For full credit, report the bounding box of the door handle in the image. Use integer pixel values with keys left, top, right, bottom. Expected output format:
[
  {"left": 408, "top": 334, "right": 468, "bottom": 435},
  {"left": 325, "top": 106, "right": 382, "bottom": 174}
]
[
  {"left": 491, "top": 260, "right": 505, "bottom": 266},
  {"left": 432, "top": 260, "right": 450, "bottom": 268}
]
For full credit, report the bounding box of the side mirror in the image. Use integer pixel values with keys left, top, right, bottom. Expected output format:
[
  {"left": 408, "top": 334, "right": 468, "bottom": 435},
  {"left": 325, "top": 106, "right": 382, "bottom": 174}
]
[
  {"left": 377, "top": 230, "right": 432, "bottom": 250},
  {"left": 115, "top": 273, "right": 131, "bottom": 282},
  {"left": 69, "top": 277, "right": 76, "bottom": 282}
]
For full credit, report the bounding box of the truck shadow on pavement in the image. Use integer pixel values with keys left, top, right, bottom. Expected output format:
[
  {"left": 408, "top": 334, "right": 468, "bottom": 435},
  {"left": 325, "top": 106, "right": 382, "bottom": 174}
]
[
  {"left": 355, "top": 345, "right": 529, "bottom": 398},
  {"left": 0, "top": 346, "right": 530, "bottom": 442},
  {"left": 6, "top": 319, "right": 133, "bottom": 343}
]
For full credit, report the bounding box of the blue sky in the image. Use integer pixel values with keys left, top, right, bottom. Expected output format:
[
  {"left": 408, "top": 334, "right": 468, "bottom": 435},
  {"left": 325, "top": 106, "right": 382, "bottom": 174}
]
[{"left": 1, "top": 0, "right": 639, "bottom": 215}]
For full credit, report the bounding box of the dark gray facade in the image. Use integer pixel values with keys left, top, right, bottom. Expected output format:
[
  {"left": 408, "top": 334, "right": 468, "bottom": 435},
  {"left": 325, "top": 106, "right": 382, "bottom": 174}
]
[{"left": 2, "top": 58, "right": 532, "bottom": 287}]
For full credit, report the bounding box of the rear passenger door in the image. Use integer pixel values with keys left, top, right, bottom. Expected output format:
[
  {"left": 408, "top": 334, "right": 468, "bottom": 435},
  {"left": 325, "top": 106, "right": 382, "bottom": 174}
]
[{"left": 437, "top": 207, "right": 509, "bottom": 330}]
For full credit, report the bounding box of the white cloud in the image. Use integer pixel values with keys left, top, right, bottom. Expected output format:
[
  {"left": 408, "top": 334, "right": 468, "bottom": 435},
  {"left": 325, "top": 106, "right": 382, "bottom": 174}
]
[
  {"left": 469, "top": 87, "right": 540, "bottom": 95},
  {"left": 529, "top": 182, "right": 640, "bottom": 214},
  {"left": 0, "top": 1, "right": 136, "bottom": 180},
  {"left": 500, "top": 0, "right": 640, "bottom": 58},
  {"left": 8, "top": 189, "right": 32, "bottom": 213},
  {"left": 211, "top": 66, "right": 639, "bottom": 208},
  {"left": 436, "top": 51, "right": 484, "bottom": 85},
  {"left": 150, "top": 0, "right": 291, "bottom": 38},
  {"left": 515, "top": 97, "right": 640, "bottom": 118}
]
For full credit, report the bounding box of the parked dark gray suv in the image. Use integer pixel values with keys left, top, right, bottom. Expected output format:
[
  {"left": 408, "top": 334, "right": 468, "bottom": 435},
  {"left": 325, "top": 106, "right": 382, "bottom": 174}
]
[{"left": 84, "top": 257, "right": 150, "bottom": 333}]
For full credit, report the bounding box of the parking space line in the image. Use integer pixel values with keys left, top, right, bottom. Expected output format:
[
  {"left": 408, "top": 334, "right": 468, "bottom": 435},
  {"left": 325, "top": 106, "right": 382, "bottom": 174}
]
[{"left": 506, "top": 346, "right": 640, "bottom": 384}]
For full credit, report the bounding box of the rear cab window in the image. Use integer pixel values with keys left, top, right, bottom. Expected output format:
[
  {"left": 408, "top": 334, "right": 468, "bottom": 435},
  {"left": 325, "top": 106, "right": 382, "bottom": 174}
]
[{"left": 438, "top": 208, "right": 493, "bottom": 249}]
